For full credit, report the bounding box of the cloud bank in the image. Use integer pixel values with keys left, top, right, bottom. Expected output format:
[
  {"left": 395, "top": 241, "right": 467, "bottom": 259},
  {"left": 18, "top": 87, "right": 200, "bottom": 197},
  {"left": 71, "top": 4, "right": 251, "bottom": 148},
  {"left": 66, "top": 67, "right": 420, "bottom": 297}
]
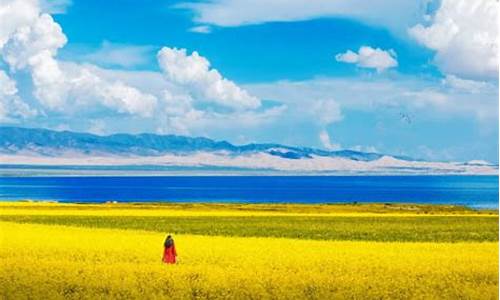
[
  {"left": 0, "top": 0, "right": 497, "bottom": 163},
  {"left": 0, "top": 0, "right": 268, "bottom": 136},
  {"left": 178, "top": 0, "right": 428, "bottom": 35}
]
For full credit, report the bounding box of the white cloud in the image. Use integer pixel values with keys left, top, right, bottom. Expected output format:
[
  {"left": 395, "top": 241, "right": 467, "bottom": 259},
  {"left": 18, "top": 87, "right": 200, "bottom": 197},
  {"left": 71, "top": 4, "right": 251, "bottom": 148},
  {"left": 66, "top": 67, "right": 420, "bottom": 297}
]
[
  {"left": 335, "top": 50, "right": 358, "bottom": 63},
  {"left": 311, "top": 99, "right": 343, "bottom": 125},
  {"left": 0, "top": 71, "right": 17, "bottom": 95},
  {"left": 54, "top": 63, "right": 158, "bottom": 117},
  {"left": 442, "top": 75, "right": 491, "bottom": 93},
  {"left": 3, "top": 13, "right": 68, "bottom": 109},
  {"left": 80, "top": 41, "right": 155, "bottom": 68},
  {"left": 0, "top": 0, "right": 495, "bottom": 164},
  {"left": 178, "top": 0, "right": 428, "bottom": 36},
  {"left": 180, "top": 0, "right": 497, "bottom": 80},
  {"left": 157, "top": 94, "right": 286, "bottom": 135},
  {"left": 308, "top": 99, "right": 343, "bottom": 151},
  {"left": 0, "top": 70, "right": 37, "bottom": 121},
  {"left": 0, "top": 0, "right": 266, "bottom": 135},
  {"left": 0, "top": 0, "right": 39, "bottom": 49},
  {"left": 3, "top": 13, "right": 67, "bottom": 71},
  {"left": 335, "top": 46, "right": 398, "bottom": 72},
  {"left": 81, "top": 60, "right": 279, "bottom": 136},
  {"left": 310, "top": 99, "right": 343, "bottom": 150},
  {"left": 56, "top": 63, "right": 158, "bottom": 117},
  {"left": 157, "top": 47, "right": 260, "bottom": 110},
  {"left": 1, "top": 6, "right": 158, "bottom": 117},
  {"left": 0, "top": 0, "right": 268, "bottom": 135},
  {"left": 409, "top": 0, "right": 498, "bottom": 80},
  {"left": 246, "top": 75, "right": 498, "bottom": 122},
  {"left": 319, "top": 129, "right": 341, "bottom": 151},
  {"left": 101, "top": 80, "right": 158, "bottom": 117},
  {"left": 189, "top": 25, "right": 212, "bottom": 34}
]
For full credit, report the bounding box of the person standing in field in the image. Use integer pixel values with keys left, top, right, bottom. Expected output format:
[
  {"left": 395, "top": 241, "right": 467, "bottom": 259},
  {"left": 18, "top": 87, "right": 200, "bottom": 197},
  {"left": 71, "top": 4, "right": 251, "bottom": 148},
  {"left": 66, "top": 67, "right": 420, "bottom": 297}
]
[{"left": 162, "top": 235, "right": 177, "bottom": 264}]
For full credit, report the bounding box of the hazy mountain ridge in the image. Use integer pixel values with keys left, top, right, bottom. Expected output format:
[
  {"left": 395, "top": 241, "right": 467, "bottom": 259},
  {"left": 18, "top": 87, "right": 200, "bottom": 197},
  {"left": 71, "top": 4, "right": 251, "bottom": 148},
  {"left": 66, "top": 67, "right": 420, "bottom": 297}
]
[
  {"left": 0, "top": 127, "right": 496, "bottom": 175},
  {"left": 0, "top": 127, "right": 384, "bottom": 161}
]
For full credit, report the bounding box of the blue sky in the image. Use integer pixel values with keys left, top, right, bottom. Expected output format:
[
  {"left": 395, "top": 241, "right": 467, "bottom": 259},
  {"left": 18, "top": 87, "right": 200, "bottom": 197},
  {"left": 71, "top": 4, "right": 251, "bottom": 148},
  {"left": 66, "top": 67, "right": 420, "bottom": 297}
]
[
  {"left": 0, "top": 0, "right": 498, "bottom": 162},
  {"left": 55, "top": 0, "right": 437, "bottom": 80}
]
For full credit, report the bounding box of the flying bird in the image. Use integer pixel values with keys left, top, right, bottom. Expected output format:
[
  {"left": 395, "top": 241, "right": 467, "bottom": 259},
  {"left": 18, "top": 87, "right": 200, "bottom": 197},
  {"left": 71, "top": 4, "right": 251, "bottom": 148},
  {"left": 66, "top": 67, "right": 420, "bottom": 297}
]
[{"left": 399, "top": 113, "right": 412, "bottom": 124}]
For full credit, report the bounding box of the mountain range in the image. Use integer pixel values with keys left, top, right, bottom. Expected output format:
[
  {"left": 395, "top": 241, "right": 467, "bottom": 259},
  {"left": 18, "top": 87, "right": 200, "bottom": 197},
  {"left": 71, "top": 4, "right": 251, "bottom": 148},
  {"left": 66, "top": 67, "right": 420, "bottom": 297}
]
[{"left": 0, "top": 126, "right": 496, "bottom": 175}]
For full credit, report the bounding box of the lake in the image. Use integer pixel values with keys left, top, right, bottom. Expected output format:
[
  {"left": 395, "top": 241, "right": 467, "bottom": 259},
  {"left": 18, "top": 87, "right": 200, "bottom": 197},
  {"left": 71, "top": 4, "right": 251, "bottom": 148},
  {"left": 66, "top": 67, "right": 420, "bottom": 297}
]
[{"left": 0, "top": 175, "right": 498, "bottom": 209}]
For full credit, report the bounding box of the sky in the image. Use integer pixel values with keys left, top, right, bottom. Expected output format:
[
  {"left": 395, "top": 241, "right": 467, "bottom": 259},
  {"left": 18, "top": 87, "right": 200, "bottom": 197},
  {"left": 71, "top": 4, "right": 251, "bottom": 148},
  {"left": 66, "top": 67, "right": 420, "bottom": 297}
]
[{"left": 0, "top": 0, "right": 498, "bottom": 163}]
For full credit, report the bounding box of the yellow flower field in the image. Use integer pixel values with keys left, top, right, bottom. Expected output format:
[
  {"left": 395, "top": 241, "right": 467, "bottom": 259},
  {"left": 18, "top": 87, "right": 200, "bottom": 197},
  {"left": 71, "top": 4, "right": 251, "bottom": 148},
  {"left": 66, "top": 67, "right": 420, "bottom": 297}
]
[
  {"left": 1, "top": 220, "right": 498, "bottom": 299},
  {"left": 0, "top": 201, "right": 494, "bottom": 217}
]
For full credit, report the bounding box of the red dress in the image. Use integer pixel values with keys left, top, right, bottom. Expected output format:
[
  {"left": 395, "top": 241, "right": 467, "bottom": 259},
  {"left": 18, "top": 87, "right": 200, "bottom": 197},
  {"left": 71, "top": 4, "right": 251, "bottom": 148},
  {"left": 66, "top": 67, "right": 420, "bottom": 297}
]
[{"left": 162, "top": 245, "right": 177, "bottom": 264}]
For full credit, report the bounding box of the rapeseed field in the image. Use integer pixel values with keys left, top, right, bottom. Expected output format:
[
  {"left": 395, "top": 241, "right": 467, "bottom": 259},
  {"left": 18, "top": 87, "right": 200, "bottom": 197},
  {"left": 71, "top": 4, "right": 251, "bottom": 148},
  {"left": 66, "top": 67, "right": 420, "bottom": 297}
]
[{"left": 0, "top": 203, "right": 498, "bottom": 299}]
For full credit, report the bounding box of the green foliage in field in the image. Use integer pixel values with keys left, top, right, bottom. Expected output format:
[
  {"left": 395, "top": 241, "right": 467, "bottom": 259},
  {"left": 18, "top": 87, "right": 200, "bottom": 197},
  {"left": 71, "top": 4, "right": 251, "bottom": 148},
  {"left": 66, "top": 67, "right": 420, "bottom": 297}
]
[
  {"left": 3, "top": 201, "right": 496, "bottom": 214},
  {"left": 1, "top": 214, "right": 497, "bottom": 242}
]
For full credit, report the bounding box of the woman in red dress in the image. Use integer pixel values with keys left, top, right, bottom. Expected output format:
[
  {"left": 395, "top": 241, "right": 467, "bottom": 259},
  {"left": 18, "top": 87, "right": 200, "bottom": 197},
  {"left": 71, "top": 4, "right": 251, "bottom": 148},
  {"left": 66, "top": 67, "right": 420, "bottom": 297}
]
[{"left": 162, "top": 235, "right": 177, "bottom": 264}]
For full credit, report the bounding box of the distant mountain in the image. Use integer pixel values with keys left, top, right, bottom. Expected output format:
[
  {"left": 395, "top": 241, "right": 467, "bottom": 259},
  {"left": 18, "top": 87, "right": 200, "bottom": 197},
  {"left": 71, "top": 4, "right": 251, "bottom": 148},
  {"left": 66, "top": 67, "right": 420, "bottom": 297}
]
[
  {"left": 0, "top": 126, "right": 497, "bottom": 175},
  {"left": 0, "top": 126, "right": 384, "bottom": 161}
]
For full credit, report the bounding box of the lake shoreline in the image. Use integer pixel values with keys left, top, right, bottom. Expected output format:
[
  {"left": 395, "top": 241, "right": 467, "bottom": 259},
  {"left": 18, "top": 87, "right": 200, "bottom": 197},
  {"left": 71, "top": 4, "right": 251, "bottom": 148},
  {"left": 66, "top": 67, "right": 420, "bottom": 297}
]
[{"left": 1, "top": 165, "right": 499, "bottom": 177}]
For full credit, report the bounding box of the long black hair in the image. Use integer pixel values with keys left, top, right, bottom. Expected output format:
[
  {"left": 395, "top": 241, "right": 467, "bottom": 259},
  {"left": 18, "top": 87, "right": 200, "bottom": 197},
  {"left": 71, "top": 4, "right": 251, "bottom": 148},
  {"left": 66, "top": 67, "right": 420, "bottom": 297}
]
[{"left": 164, "top": 235, "right": 174, "bottom": 248}]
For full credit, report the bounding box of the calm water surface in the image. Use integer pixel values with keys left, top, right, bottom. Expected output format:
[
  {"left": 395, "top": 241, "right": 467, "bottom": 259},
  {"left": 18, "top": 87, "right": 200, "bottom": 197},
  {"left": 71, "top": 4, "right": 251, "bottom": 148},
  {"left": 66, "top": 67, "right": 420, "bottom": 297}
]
[{"left": 0, "top": 176, "right": 498, "bottom": 208}]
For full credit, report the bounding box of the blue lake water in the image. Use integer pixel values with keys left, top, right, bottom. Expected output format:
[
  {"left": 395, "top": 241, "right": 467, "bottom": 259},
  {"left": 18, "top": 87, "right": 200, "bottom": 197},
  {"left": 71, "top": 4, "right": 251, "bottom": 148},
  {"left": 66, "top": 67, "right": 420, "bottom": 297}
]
[{"left": 0, "top": 176, "right": 498, "bottom": 209}]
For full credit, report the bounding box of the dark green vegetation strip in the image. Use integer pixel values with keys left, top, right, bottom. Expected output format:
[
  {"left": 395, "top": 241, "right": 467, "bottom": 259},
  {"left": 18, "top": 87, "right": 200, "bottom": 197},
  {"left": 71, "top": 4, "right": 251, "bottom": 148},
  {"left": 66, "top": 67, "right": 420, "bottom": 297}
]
[
  {"left": 4, "top": 202, "right": 497, "bottom": 214},
  {"left": 1, "top": 215, "right": 498, "bottom": 242}
]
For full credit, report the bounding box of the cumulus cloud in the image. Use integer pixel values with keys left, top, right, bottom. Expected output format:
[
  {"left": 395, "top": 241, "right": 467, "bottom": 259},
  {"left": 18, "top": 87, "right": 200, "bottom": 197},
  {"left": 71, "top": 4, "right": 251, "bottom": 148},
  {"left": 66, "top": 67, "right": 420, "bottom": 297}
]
[
  {"left": 0, "top": 0, "right": 265, "bottom": 135},
  {"left": 157, "top": 47, "right": 260, "bottom": 110},
  {"left": 99, "top": 80, "right": 158, "bottom": 117},
  {"left": 0, "top": 0, "right": 39, "bottom": 49},
  {"left": 0, "top": 0, "right": 268, "bottom": 134},
  {"left": 3, "top": 13, "right": 68, "bottom": 108},
  {"left": 1, "top": 0, "right": 264, "bottom": 134},
  {"left": 335, "top": 46, "right": 398, "bottom": 72},
  {"left": 1, "top": 4, "right": 158, "bottom": 116},
  {"left": 61, "top": 51, "right": 273, "bottom": 135},
  {"left": 3, "top": 13, "right": 66, "bottom": 70},
  {"left": 409, "top": 0, "right": 498, "bottom": 80}
]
